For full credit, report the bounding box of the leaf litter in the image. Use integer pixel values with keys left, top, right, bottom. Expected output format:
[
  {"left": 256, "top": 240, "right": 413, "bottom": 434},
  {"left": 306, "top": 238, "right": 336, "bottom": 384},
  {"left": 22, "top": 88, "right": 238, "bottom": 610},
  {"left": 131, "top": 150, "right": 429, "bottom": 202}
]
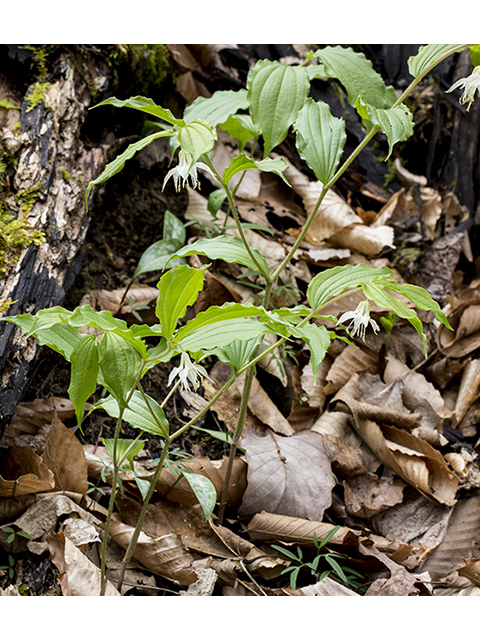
[{"left": 3, "top": 53, "right": 480, "bottom": 598}]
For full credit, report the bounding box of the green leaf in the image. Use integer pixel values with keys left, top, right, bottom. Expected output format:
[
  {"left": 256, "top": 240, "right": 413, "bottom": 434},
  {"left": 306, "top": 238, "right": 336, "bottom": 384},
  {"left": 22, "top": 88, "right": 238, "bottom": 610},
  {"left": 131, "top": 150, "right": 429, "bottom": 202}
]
[
  {"left": 355, "top": 98, "right": 414, "bottom": 159},
  {"left": 183, "top": 472, "right": 217, "bottom": 520},
  {"left": 470, "top": 46, "right": 480, "bottom": 67},
  {"left": 155, "top": 265, "right": 206, "bottom": 340},
  {"left": 361, "top": 281, "right": 428, "bottom": 355},
  {"left": 133, "top": 239, "right": 185, "bottom": 279},
  {"left": 247, "top": 59, "right": 310, "bottom": 157},
  {"left": 176, "top": 118, "right": 217, "bottom": 162},
  {"left": 95, "top": 390, "right": 168, "bottom": 436},
  {"left": 133, "top": 210, "right": 186, "bottom": 279},
  {"left": 174, "top": 302, "right": 272, "bottom": 351},
  {"left": 292, "top": 323, "right": 331, "bottom": 383},
  {"left": 33, "top": 323, "right": 84, "bottom": 362},
  {"left": 91, "top": 95, "right": 183, "bottom": 126},
  {"left": 408, "top": 45, "right": 467, "bottom": 78},
  {"left": 223, "top": 153, "right": 290, "bottom": 185},
  {"left": 170, "top": 235, "right": 270, "bottom": 278},
  {"left": 85, "top": 130, "right": 175, "bottom": 209},
  {"left": 68, "top": 334, "right": 99, "bottom": 426},
  {"left": 372, "top": 277, "right": 452, "bottom": 329},
  {"left": 314, "top": 46, "right": 396, "bottom": 109},
  {"left": 294, "top": 98, "right": 346, "bottom": 184},
  {"left": 207, "top": 188, "right": 227, "bottom": 218},
  {"left": 219, "top": 114, "right": 259, "bottom": 151},
  {"left": 99, "top": 331, "right": 142, "bottom": 407},
  {"left": 68, "top": 305, "right": 128, "bottom": 332},
  {"left": 163, "top": 210, "right": 186, "bottom": 245},
  {"left": 101, "top": 437, "right": 145, "bottom": 468},
  {"left": 183, "top": 89, "right": 249, "bottom": 127},
  {"left": 307, "top": 263, "right": 393, "bottom": 310},
  {"left": 212, "top": 336, "right": 262, "bottom": 374}
]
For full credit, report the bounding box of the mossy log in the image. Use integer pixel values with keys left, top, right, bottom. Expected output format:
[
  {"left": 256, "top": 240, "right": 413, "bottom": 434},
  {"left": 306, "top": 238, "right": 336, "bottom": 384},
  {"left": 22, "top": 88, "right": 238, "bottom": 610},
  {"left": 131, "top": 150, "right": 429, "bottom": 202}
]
[{"left": 0, "top": 49, "right": 106, "bottom": 436}]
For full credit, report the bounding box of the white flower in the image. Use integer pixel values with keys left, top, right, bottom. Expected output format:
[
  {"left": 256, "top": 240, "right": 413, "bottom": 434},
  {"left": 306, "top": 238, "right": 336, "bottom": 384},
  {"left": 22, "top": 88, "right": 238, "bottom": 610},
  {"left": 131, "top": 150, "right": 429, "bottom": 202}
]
[
  {"left": 168, "top": 351, "right": 212, "bottom": 392},
  {"left": 337, "top": 300, "right": 380, "bottom": 341},
  {"left": 446, "top": 66, "right": 480, "bottom": 112},
  {"left": 162, "top": 150, "right": 213, "bottom": 192}
]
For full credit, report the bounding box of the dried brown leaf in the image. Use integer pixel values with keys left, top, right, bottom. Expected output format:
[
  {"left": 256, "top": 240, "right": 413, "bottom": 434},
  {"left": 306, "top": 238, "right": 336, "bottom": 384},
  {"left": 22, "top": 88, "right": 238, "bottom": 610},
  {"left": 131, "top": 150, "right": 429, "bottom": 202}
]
[
  {"left": 421, "top": 494, "right": 480, "bottom": 581},
  {"left": 108, "top": 514, "right": 198, "bottom": 586},
  {"left": 0, "top": 446, "right": 55, "bottom": 497},
  {"left": 47, "top": 531, "right": 120, "bottom": 596},
  {"left": 238, "top": 428, "right": 335, "bottom": 520},
  {"left": 42, "top": 412, "right": 88, "bottom": 495},
  {"left": 333, "top": 374, "right": 458, "bottom": 506}
]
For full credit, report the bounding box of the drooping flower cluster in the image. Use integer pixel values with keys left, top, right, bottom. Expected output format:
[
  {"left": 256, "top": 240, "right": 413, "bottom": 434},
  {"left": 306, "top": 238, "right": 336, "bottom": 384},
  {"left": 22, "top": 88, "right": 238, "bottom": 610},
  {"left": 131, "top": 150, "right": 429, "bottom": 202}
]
[
  {"left": 337, "top": 300, "right": 380, "bottom": 341},
  {"left": 162, "top": 150, "right": 213, "bottom": 192},
  {"left": 168, "top": 351, "right": 212, "bottom": 392},
  {"left": 446, "top": 66, "right": 480, "bottom": 112}
]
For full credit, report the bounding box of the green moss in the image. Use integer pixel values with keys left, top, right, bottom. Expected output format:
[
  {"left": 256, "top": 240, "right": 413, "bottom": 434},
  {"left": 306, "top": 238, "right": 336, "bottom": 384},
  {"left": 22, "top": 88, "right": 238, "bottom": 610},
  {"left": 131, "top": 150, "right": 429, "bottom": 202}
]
[
  {"left": 22, "top": 46, "right": 51, "bottom": 112},
  {"left": 25, "top": 82, "right": 50, "bottom": 113},
  {"left": 15, "top": 183, "right": 43, "bottom": 214},
  {"left": 106, "top": 45, "right": 172, "bottom": 94},
  {"left": 0, "top": 99, "right": 20, "bottom": 110},
  {"left": 61, "top": 168, "right": 72, "bottom": 182},
  {"left": 0, "top": 149, "right": 45, "bottom": 278}
]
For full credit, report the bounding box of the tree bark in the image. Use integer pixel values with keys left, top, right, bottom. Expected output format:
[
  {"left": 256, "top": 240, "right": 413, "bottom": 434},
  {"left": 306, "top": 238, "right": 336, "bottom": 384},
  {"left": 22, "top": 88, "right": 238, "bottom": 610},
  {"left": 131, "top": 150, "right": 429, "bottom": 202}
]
[{"left": 0, "top": 48, "right": 106, "bottom": 436}]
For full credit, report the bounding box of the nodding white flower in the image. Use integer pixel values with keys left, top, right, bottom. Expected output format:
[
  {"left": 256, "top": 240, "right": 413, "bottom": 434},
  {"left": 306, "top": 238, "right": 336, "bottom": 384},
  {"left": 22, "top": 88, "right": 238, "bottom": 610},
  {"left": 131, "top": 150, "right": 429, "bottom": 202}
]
[
  {"left": 162, "top": 150, "right": 213, "bottom": 192},
  {"left": 168, "top": 352, "right": 212, "bottom": 392},
  {"left": 337, "top": 300, "right": 380, "bottom": 341},
  {"left": 446, "top": 66, "right": 480, "bottom": 112}
]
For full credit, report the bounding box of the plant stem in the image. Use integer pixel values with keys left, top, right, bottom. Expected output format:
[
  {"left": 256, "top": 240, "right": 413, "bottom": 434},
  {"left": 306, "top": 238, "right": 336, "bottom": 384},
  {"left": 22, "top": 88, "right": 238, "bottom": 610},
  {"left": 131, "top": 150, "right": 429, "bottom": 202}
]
[
  {"left": 217, "top": 364, "right": 255, "bottom": 524},
  {"left": 99, "top": 362, "right": 146, "bottom": 592},
  {"left": 115, "top": 374, "right": 235, "bottom": 591},
  {"left": 202, "top": 155, "right": 272, "bottom": 282}
]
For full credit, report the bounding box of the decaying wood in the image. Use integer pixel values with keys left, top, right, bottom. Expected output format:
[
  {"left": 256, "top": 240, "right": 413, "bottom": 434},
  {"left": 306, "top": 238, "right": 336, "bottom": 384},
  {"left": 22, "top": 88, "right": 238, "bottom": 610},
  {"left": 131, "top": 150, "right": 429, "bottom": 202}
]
[{"left": 0, "top": 50, "right": 106, "bottom": 436}]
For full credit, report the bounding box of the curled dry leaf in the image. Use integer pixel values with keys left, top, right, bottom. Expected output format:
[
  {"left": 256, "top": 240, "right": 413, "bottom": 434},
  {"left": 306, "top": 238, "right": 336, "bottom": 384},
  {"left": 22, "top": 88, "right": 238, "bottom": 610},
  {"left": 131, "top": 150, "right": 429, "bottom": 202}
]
[
  {"left": 323, "top": 345, "right": 378, "bottom": 395},
  {"left": 238, "top": 428, "right": 335, "bottom": 521},
  {"left": 343, "top": 472, "right": 406, "bottom": 519},
  {"left": 108, "top": 514, "right": 198, "bottom": 586},
  {"left": 246, "top": 511, "right": 421, "bottom": 568},
  {"left": 4, "top": 396, "right": 76, "bottom": 444},
  {"left": 359, "top": 539, "right": 421, "bottom": 596},
  {"left": 156, "top": 455, "right": 247, "bottom": 508},
  {"left": 294, "top": 576, "right": 360, "bottom": 596},
  {"left": 47, "top": 532, "right": 121, "bottom": 596},
  {"left": 333, "top": 374, "right": 458, "bottom": 506},
  {"left": 0, "top": 445, "right": 55, "bottom": 498},
  {"left": 283, "top": 160, "right": 394, "bottom": 255},
  {"left": 235, "top": 374, "right": 295, "bottom": 436},
  {"left": 454, "top": 358, "right": 480, "bottom": 426},
  {"left": 80, "top": 284, "right": 159, "bottom": 316}
]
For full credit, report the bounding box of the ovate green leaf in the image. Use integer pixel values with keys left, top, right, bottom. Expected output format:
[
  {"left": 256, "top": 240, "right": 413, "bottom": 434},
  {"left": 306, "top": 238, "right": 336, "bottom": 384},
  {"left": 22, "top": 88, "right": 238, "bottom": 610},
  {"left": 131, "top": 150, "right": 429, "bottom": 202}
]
[
  {"left": 361, "top": 281, "right": 428, "bottom": 355},
  {"left": 183, "top": 472, "right": 217, "bottom": 520},
  {"left": 294, "top": 98, "right": 346, "bottom": 184},
  {"left": 247, "top": 59, "right": 310, "bottom": 157},
  {"left": 292, "top": 323, "right": 331, "bottom": 383},
  {"left": 175, "top": 302, "right": 272, "bottom": 351},
  {"left": 183, "top": 89, "right": 249, "bottom": 127},
  {"left": 307, "top": 263, "right": 393, "bottom": 310},
  {"left": 176, "top": 118, "right": 217, "bottom": 163},
  {"left": 68, "top": 334, "right": 99, "bottom": 427},
  {"left": 95, "top": 390, "right": 168, "bottom": 436},
  {"left": 314, "top": 46, "right": 396, "bottom": 109},
  {"left": 223, "top": 153, "right": 290, "bottom": 185},
  {"left": 355, "top": 98, "right": 414, "bottom": 159},
  {"left": 170, "top": 235, "right": 270, "bottom": 279},
  {"left": 408, "top": 45, "right": 467, "bottom": 78},
  {"left": 155, "top": 265, "right": 205, "bottom": 340},
  {"left": 99, "top": 331, "right": 141, "bottom": 407}
]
